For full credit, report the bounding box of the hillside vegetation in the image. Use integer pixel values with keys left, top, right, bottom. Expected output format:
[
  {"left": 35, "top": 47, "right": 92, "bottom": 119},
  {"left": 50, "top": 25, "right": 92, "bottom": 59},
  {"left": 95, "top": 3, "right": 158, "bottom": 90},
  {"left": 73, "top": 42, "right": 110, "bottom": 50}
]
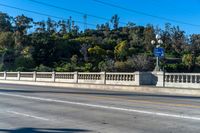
[{"left": 0, "top": 12, "right": 200, "bottom": 72}]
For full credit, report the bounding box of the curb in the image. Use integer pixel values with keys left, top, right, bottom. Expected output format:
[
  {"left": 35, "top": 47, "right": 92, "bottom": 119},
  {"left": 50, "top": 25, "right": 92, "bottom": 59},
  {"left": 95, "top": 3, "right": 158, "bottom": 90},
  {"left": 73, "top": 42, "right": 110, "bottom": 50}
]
[{"left": 0, "top": 80, "right": 200, "bottom": 97}]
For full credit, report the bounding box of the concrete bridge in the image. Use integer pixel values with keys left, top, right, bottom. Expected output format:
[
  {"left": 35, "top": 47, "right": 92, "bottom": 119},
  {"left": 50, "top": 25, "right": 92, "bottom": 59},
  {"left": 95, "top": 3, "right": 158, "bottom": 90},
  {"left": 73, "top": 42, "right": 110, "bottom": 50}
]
[
  {"left": 1, "top": 71, "right": 200, "bottom": 132},
  {"left": 0, "top": 71, "right": 200, "bottom": 96}
]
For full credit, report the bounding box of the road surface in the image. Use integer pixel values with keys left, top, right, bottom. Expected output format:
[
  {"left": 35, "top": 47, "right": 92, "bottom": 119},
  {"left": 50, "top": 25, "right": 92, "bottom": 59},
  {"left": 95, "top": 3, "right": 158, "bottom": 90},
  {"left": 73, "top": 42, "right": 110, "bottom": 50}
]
[{"left": 0, "top": 83, "right": 200, "bottom": 133}]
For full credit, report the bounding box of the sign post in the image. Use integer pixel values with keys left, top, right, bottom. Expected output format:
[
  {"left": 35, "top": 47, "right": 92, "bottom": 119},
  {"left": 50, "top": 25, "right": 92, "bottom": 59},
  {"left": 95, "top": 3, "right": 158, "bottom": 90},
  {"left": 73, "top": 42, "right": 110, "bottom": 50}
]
[{"left": 154, "top": 47, "right": 164, "bottom": 71}]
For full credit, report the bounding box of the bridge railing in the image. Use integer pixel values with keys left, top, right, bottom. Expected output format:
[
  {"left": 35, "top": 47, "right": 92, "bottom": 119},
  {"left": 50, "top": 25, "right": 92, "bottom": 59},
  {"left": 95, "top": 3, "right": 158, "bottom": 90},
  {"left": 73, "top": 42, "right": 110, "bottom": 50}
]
[
  {"left": 0, "top": 71, "right": 140, "bottom": 86},
  {"left": 3, "top": 71, "right": 199, "bottom": 88},
  {"left": 164, "top": 73, "right": 200, "bottom": 88}
]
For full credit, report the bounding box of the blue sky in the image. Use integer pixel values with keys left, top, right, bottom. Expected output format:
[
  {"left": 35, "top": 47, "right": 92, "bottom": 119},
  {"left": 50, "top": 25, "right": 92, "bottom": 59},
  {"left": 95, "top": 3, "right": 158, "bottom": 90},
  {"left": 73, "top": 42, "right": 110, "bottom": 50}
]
[{"left": 0, "top": 0, "right": 200, "bottom": 34}]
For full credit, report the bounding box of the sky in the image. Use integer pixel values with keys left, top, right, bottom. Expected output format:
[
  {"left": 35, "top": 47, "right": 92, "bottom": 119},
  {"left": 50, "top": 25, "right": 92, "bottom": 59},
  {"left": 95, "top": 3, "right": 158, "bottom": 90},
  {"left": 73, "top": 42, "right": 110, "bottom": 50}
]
[{"left": 0, "top": 0, "right": 200, "bottom": 35}]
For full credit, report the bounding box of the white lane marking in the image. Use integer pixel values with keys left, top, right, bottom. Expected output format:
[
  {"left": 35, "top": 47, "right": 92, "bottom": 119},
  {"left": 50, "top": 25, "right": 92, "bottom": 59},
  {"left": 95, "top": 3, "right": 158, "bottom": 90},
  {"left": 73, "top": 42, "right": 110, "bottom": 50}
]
[
  {"left": 1, "top": 92, "right": 200, "bottom": 121},
  {"left": 7, "top": 110, "right": 49, "bottom": 121}
]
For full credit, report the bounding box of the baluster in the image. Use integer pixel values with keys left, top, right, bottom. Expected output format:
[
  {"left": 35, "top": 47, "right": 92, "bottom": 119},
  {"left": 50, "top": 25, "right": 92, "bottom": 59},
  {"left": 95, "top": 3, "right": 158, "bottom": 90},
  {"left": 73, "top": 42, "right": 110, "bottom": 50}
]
[
  {"left": 129, "top": 75, "right": 132, "bottom": 81},
  {"left": 180, "top": 75, "right": 182, "bottom": 83},
  {"left": 116, "top": 75, "right": 119, "bottom": 80},
  {"left": 173, "top": 75, "right": 176, "bottom": 82},
  {"left": 192, "top": 75, "right": 194, "bottom": 83},
  {"left": 177, "top": 75, "right": 180, "bottom": 82},
  {"left": 114, "top": 75, "right": 116, "bottom": 80},
  {"left": 166, "top": 75, "right": 168, "bottom": 82},
  {"left": 115, "top": 75, "right": 117, "bottom": 80},
  {"left": 170, "top": 75, "right": 173, "bottom": 82},
  {"left": 127, "top": 75, "right": 129, "bottom": 81},
  {"left": 188, "top": 75, "right": 191, "bottom": 83},
  {"left": 125, "top": 75, "right": 127, "bottom": 81},
  {"left": 197, "top": 75, "right": 199, "bottom": 83},
  {"left": 173, "top": 75, "right": 176, "bottom": 83},
  {"left": 186, "top": 75, "right": 188, "bottom": 83},
  {"left": 120, "top": 75, "right": 123, "bottom": 81}
]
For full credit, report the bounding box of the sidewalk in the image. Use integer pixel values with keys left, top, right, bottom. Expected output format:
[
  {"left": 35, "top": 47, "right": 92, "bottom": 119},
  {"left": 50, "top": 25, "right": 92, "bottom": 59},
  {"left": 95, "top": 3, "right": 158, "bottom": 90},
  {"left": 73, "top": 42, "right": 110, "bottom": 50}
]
[{"left": 0, "top": 80, "right": 200, "bottom": 97}]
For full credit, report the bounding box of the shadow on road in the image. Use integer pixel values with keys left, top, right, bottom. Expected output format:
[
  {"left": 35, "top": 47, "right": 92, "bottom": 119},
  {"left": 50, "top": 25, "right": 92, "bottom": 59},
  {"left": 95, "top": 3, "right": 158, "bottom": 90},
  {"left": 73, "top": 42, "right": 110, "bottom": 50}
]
[{"left": 0, "top": 127, "right": 91, "bottom": 133}]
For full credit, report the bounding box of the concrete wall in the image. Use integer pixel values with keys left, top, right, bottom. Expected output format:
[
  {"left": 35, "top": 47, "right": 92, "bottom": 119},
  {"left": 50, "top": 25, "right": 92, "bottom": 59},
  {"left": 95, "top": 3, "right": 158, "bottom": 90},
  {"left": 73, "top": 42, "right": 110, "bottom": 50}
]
[{"left": 139, "top": 72, "right": 157, "bottom": 85}]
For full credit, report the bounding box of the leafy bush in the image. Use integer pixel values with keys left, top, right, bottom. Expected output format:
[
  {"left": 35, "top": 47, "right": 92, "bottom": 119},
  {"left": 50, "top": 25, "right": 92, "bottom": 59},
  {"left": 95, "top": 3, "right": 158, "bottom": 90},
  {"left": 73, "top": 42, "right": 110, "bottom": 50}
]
[
  {"left": 55, "top": 63, "right": 74, "bottom": 72},
  {"left": 83, "top": 63, "right": 93, "bottom": 72},
  {"left": 98, "top": 59, "right": 114, "bottom": 71},
  {"left": 15, "top": 56, "right": 36, "bottom": 71},
  {"left": 114, "top": 61, "right": 131, "bottom": 72},
  {"left": 35, "top": 64, "right": 52, "bottom": 72}
]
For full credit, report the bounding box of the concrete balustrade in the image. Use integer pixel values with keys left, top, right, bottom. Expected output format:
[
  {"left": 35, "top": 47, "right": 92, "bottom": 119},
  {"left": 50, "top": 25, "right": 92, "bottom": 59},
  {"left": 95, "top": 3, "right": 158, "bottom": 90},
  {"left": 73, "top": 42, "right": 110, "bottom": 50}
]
[
  {"left": 1, "top": 71, "right": 200, "bottom": 88},
  {"left": 164, "top": 73, "right": 200, "bottom": 88},
  {"left": 106, "top": 72, "right": 137, "bottom": 85},
  {"left": 0, "top": 71, "right": 141, "bottom": 86}
]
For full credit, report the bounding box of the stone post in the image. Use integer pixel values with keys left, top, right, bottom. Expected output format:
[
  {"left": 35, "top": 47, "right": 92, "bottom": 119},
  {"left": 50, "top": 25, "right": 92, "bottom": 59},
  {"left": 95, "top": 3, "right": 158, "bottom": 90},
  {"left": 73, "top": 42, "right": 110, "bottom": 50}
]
[
  {"left": 154, "top": 71, "right": 164, "bottom": 87},
  {"left": 74, "top": 71, "right": 78, "bottom": 83},
  {"left": 17, "top": 71, "right": 20, "bottom": 80},
  {"left": 134, "top": 71, "right": 140, "bottom": 85},
  {"left": 100, "top": 71, "right": 106, "bottom": 85},
  {"left": 33, "top": 71, "right": 37, "bottom": 82},
  {"left": 52, "top": 71, "right": 55, "bottom": 82},
  {"left": 3, "top": 71, "right": 6, "bottom": 80}
]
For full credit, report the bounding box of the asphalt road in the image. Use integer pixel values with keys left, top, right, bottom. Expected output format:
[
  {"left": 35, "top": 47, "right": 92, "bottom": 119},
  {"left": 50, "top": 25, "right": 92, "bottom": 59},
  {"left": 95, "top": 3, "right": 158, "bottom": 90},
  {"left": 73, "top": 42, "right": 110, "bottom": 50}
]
[{"left": 0, "top": 83, "right": 200, "bottom": 133}]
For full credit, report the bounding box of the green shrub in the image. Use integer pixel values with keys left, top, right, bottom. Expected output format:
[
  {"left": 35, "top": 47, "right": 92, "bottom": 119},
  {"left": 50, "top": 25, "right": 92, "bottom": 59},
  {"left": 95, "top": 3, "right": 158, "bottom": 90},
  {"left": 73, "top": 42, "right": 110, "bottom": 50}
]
[
  {"left": 15, "top": 56, "right": 36, "bottom": 71},
  {"left": 35, "top": 64, "right": 52, "bottom": 72}
]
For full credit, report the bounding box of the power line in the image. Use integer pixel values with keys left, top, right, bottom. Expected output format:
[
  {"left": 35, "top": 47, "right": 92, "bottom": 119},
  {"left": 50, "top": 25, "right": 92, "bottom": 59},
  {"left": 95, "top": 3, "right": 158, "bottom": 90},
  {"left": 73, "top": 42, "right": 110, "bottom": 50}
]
[
  {"left": 0, "top": 3, "right": 96, "bottom": 27},
  {"left": 29, "top": 0, "right": 127, "bottom": 25},
  {"left": 93, "top": 0, "right": 200, "bottom": 27}
]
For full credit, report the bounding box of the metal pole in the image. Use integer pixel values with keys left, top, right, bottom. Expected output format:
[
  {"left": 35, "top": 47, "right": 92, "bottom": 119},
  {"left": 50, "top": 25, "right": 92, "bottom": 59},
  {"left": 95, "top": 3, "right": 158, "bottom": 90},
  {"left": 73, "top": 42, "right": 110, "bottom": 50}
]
[
  {"left": 157, "top": 57, "right": 159, "bottom": 71},
  {"left": 154, "top": 56, "right": 160, "bottom": 71}
]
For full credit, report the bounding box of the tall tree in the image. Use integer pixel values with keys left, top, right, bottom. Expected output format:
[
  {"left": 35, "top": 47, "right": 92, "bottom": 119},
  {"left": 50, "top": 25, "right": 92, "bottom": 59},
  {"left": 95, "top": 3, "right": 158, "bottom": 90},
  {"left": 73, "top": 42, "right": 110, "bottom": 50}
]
[
  {"left": 190, "top": 34, "right": 200, "bottom": 56},
  {"left": 14, "top": 14, "right": 33, "bottom": 35},
  {"left": 143, "top": 24, "right": 155, "bottom": 52},
  {"left": 58, "top": 20, "right": 67, "bottom": 35},
  {"left": 171, "top": 26, "right": 186, "bottom": 55},
  {"left": 67, "top": 16, "right": 72, "bottom": 33},
  {"left": 0, "top": 12, "right": 12, "bottom": 32},
  {"left": 34, "top": 21, "right": 46, "bottom": 33},
  {"left": 111, "top": 14, "right": 119, "bottom": 30},
  {"left": 14, "top": 14, "right": 33, "bottom": 51},
  {"left": 46, "top": 18, "right": 57, "bottom": 34}
]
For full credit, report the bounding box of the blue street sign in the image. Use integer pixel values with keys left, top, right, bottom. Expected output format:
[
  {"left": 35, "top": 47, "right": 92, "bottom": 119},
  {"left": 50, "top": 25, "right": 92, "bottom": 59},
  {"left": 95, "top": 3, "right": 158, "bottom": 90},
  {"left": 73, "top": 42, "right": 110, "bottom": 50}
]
[{"left": 154, "top": 48, "right": 164, "bottom": 57}]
